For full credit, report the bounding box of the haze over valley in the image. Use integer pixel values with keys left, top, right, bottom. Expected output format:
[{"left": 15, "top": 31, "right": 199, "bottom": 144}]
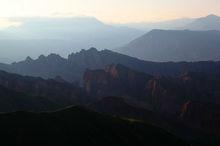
[
  {"left": 0, "top": 0, "right": 220, "bottom": 145},
  {"left": 1, "top": 14, "right": 220, "bottom": 63}
]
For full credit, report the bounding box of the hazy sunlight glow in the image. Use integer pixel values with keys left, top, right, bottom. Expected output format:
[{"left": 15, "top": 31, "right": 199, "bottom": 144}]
[{"left": 0, "top": 0, "right": 219, "bottom": 23}]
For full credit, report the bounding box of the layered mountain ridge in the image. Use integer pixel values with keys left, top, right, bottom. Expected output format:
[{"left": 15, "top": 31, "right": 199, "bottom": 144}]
[
  {"left": 123, "top": 14, "right": 220, "bottom": 31},
  {"left": 1, "top": 48, "right": 220, "bottom": 83},
  {"left": 120, "top": 29, "right": 220, "bottom": 61},
  {"left": 0, "top": 17, "right": 143, "bottom": 63}
]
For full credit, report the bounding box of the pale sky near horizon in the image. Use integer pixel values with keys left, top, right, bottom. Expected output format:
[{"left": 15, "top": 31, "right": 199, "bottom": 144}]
[{"left": 0, "top": 0, "right": 220, "bottom": 24}]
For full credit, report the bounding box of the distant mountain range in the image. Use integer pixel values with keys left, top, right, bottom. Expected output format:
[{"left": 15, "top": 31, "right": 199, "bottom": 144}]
[
  {"left": 1, "top": 14, "right": 220, "bottom": 145},
  {"left": 119, "top": 29, "right": 220, "bottom": 61},
  {"left": 0, "top": 17, "right": 143, "bottom": 63},
  {"left": 122, "top": 14, "right": 220, "bottom": 31},
  {"left": 184, "top": 14, "right": 220, "bottom": 30},
  {"left": 1, "top": 14, "right": 220, "bottom": 63},
  {"left": 0, "top": 48, "right": 220, "bottom": 83},
  {"left": 119, "top": 15, "right": 220, "bottom": 61},
  {"left": 122, "top": 18, "right": 193, "bottom": 31}
]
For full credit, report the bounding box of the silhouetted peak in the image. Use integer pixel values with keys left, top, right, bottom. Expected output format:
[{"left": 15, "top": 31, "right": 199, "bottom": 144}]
[
  {"left": 88, "top": 47, "right": 98, "bottom": 52},
  {"left": 25, "top": 56, "right": 33, "bottom": 62},
  {"left": 67, "top": 48, "right": 103, "bottom": 67},
  {"left": 36, "top": 54, "right": 64, "bottom": 62},
  {"left": 47, "top": 53, "right": 64, "bottom": 61},
  {"left": 48, "top": 53, "right": 61, "bottom": 58},
  {"left": 205, "top": 14, "right": 220, "bottom": 19},
  {"left": 38, "top": 55, "right": 46, "bottom": 60},
  {"left": 195, "top": 14, "right": 220, "bottom": 23},
  {"left": 84, "top": 47, "right": 98, "bottom": 54},
  {"left": 79, "top": 48, "right": 98, "bottom": 53},
  {"left": 68, "top": 48, "right": 99, "bottom": 60}
]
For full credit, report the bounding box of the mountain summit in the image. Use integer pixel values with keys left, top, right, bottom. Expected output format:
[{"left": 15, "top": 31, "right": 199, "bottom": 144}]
[
  {"left": 184, "top": 14, "right": 220, "bottom": 30},
  {"left": 120, "top": 29, "right": 220, "bottom": 61}
]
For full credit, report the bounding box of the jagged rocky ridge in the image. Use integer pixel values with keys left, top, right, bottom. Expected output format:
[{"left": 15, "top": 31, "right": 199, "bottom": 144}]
[{"left": 0, "top": 48, "right": 220, "bottom": 83}]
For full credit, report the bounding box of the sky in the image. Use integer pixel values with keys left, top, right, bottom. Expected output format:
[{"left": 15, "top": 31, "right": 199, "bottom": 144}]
[{"left": 0, "top": 0, "right": 219, "bottom": 24}]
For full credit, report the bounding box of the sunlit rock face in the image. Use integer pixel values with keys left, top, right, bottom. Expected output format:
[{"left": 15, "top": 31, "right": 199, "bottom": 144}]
[{"left": 84, "top": 64, "right": 152, "bottom": 99}]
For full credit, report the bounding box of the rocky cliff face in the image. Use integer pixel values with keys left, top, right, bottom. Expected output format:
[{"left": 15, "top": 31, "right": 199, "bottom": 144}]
[
  {"left": 84, "top": 65, "right": 220, "bottom": 115},
  {"left": 83, "top": 65, "right": 220, "bottom": 139},
  {"left": 84, "top": 64, "right": 184, "bottom": 114},
  {"left": 84, "top": 64, "right": 152, "bottom": 100},
  {"left": 179, "top": 100, "right": 220, "bottom": 135},
  {"left": 145, "top": 78, "right": 183, "bottom": 114}
]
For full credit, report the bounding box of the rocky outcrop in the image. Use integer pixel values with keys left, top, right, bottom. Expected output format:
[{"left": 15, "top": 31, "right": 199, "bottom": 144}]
[
  {"left": 84, "top": 65, "right": 220, "bottom": 116},
  {"left": 179, "top": 100, "right": 220, "bottom": 135},
  {"left": 84, "top": 64, "right": 152, "bottom": 100}
]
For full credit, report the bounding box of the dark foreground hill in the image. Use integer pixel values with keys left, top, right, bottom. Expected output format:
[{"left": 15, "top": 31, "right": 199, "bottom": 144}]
[{"left": 0, "top": 106, "right": 186, "bottom": 146}]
